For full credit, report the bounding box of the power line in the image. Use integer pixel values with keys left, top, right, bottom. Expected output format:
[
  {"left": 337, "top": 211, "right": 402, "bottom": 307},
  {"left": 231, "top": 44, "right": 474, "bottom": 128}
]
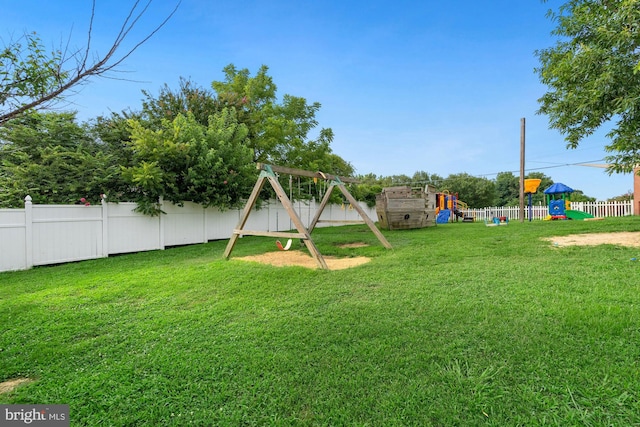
[
  {"left": 475, "top": 159, "right": 606, "bottom": 177},
  {"left": 369, "top": 159, "right": 611, "bottom": 185}
]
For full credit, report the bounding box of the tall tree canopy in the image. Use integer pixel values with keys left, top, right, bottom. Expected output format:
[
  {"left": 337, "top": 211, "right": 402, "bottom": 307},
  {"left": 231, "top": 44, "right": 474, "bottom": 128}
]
[
  {"left": 0, "top": 63, "right": 355, "bottom": 211},
  {"left": 495, "top": 171, "right": 555, "bottom": 206},
  {"left": 122, "top": 109, "right": 255, "bottom": 215},
  {"left": 211, "top": 65, "right": 351, "bottom": 175},
  {"left": 536, "top": 0, "right": 640, "bottom": 173},
  {"left": 0, "top": 112, "right": 119, "bottom": 207},
  {"left": 441, "top": 173, "right": 497, "bottom": 208},
  {"left": 134, "top": 65, "right": 352, "bottom": 176},
  {"left": 139, "top": 78, "right": 219, "bottom": 129}
]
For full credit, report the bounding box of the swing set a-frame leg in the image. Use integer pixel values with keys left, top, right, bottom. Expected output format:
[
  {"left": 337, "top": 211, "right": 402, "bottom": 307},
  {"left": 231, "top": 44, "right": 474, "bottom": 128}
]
[
  {"left": 224, "top": 167, "right": 329, "bottom": 270},
  {"left": 308, "top": 182, "right": 392, "bottom": 250},
  {"left": 337, "top": 184, "right": 392, "bottom": 249},
  {"left": 223, "top": 174, "right": 267, "bottom": 260}
]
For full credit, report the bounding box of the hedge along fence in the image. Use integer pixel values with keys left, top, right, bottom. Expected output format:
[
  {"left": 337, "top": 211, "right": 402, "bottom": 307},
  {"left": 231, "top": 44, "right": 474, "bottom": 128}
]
[{"left": 0, "top": 196, "right": 376, "bottom": 273}]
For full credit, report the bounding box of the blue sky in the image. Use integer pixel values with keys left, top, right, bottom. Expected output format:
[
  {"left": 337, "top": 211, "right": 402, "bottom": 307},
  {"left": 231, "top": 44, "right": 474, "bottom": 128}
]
[{"left": 1, "top": 0, "right": 634, "bottom": 200}]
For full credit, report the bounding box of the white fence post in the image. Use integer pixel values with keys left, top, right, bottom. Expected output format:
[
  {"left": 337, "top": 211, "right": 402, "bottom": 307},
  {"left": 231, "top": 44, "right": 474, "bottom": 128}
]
[
  {"left": 101, "top": 195, "right": 109, "bottom": 257},
  {"left": 202, "top": 205, "right": 208, "bottom": 243},
  {"left": 24, "top": 195, "right": 33, "bottom": 269},
  {"left": 158, "top": 196, "right": 165, "bottom": 250}
]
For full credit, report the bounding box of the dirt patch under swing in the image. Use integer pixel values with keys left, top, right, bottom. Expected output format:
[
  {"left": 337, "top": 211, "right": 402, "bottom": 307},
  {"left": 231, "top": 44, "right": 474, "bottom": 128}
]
[
  {"left": 238, "top": 250, "right": 370, "bottom": 270},
  {"left": 543, "top": 231, "right": 640, "bottom": 248},
  {"left": 337, "top": 242, "right": 369, "bottom": 249}
]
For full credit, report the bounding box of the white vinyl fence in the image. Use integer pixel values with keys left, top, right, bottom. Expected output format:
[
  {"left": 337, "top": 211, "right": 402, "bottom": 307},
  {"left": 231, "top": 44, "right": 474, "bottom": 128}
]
[
  {"left": 463, "top": 200, "right": 634, "bottom": 222},
  {"left": 0, "top": 196, "right": 377, "bottom": 273},
  {"left": 1, "top": 197, "right": 635, "bottom": 273}
]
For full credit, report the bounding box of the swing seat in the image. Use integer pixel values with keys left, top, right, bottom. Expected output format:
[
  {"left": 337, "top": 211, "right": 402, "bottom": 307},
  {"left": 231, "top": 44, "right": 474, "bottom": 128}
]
[{"left": 276, "top": 239, "right": 293, "bottom": 251}]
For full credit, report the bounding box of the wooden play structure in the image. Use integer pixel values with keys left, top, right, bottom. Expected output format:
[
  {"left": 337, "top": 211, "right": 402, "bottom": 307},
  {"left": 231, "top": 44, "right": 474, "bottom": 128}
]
[
  {"left": 375, "top": 186, "right": 437, "bottom": 230},
  {"left": 223, "top": 163, "right": 392, "bottom": 269},
  {"left": 375, "top": 186, "right": 473, "bottom": 229}
]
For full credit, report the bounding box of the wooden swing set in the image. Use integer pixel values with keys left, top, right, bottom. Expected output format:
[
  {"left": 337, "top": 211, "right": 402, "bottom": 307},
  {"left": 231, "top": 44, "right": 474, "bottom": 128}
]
[{"left": 223, "top": 163, "right": 392, "bottom": 269}]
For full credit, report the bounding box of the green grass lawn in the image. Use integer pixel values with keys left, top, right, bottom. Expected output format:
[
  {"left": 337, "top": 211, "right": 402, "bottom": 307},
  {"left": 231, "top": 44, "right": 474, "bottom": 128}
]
[{"left": 2, "top": 217, "right": 640, "bottom": 426}]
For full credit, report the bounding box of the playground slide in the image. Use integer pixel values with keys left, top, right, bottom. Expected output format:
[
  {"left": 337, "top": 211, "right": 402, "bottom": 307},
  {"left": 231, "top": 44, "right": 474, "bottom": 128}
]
[
  {"left": 565, "top": 210, "right": 595, "bottom": 220},
  {"left": 436, "top": 209, "right": 451, "bottom": 224}
]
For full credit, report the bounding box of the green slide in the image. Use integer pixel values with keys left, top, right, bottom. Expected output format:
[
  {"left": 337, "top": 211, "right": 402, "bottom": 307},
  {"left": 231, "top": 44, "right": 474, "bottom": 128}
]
[{"left": 565, "top": 210, "right": 595, "bottom": 220}]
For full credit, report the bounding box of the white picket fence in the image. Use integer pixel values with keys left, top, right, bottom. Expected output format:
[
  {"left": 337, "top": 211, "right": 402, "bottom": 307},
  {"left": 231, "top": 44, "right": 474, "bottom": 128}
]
[
  {"left": 0, "top": 196, "right": 377, "bottom": 273},
  {"left": 463, "top": 200, "right": 634, "bottom": 222}
]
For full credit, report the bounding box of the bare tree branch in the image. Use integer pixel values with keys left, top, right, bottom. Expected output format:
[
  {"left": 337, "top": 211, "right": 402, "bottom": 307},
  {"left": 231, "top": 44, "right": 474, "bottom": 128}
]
[
  {"left": 0, "top": 0, "right": 181, "bottom": 126},
  {"left": 80, "top": 0, "right": 96, "bottom": 74}
]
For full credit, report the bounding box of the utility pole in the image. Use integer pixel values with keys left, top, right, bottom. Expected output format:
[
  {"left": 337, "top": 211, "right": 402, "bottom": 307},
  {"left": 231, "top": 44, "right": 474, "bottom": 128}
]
[{"left": 519, "top": 118, "right": 526, "bottom": 223}]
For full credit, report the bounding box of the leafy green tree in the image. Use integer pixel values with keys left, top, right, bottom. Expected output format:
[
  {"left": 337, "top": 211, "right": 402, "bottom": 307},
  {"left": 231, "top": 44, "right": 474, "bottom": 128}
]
[
  {"left": 608, "top": 191, "right": 633, "bottom": 202},
  {"left": 86, "top": 111, "right": 145, "bottom": 202},
  {"left": 495, "top": 172, "right": 555, "bottom": 206},
  {"left": 410, "top": 170, "right": 429, "bottom": 187},
  {"left": 136, "top": 65, "right": 352, "bottom": 184},
  {"left": 277, "top": 128, "right": 350, "bottom": 176},
  {"left": 569, "top": 190, "right": 596, "bottom": 202},
  {"left": 536, "top": 0, "right": 640, "bottom": 173},
  {"left": 493, "top": 171, "right": 601, "bottom": 207},
  {"left": 409, "top": 170, "right": 445, "bottom": 189},
  {"left": 495, "top": 172, "right": 520, "bottom": 206},
  {"left": 140, "top": 78, "right": 220, "bottom": 129},
  {"left": 89, "top": 112, "right": 138, "bottom": 162},
  {"left": 0, "top": 112, "right": 117, "bottom": 207},
  {"left": 0, "top": 32, "right": 66, "bottom": 125},
  {"left": 350, "top": 173, "right": 385, "bottom": 207},
  {"left": 122, "top": 110, "right": 255, "bottom": 215},
  {"left": 211, "top": 64, "right": 339, "bottom": 171},
  {"left": 441, "top": 173, "right": 496, "bottom": 208},
  {"left": 386, "top": 174, "right": 412, "bottom": 186}
]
